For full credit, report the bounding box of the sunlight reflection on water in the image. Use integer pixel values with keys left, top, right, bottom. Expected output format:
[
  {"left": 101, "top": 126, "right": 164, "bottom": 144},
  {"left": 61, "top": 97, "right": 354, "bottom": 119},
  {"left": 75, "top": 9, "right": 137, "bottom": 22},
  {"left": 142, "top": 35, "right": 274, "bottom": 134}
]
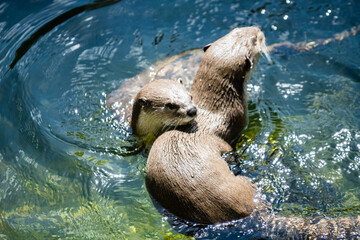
[{"left": 0, "top": 0, "right": 360, "bottom": 239}]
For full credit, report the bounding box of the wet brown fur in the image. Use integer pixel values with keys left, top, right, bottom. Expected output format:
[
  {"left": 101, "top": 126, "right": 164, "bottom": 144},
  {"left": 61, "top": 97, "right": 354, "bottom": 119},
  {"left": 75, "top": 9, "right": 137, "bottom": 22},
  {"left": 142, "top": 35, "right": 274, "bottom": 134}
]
[
  {"left": 146, "top": 130, "right": 256, "bottom": 224},
  {"left": 144, "top": 27, "right": 266, "bottom": 224},
  {"left": 131, "top": 79, "right": 196, "bottom": 138},
  {"left": 144, "top": 27, "right": 360, "bottom": 234},
  {"left": 190, "top": 27, "right": 266, "bottom": 145}
]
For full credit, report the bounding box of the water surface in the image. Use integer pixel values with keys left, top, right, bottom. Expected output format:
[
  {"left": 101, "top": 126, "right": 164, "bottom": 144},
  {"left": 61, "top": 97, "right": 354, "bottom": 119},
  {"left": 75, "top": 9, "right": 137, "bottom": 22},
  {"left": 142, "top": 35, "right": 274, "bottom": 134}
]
[{"left": 0, "top": 0, "right": 360, "bottom": 239}]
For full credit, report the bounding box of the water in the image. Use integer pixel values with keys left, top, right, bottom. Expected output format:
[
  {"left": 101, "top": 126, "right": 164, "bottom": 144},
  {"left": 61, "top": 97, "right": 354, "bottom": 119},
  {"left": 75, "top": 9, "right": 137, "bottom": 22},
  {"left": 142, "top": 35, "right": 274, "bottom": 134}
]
[{"left": 0, "top": 0, "right": 359, "bottom": 239}]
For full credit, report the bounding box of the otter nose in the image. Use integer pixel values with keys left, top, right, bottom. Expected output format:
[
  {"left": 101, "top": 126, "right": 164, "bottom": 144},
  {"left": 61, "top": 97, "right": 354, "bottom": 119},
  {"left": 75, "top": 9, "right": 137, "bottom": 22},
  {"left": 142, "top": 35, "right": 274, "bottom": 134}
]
[{"left": 187, "top": 107, "right": 197, "bottom": 117}]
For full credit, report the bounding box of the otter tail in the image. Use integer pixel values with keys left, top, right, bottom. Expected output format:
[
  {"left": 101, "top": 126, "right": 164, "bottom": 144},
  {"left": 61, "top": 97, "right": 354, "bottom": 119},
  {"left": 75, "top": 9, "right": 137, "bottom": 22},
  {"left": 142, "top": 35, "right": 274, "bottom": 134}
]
[{"left": 255, "top": 209, "right": 360, "bottom": 239}]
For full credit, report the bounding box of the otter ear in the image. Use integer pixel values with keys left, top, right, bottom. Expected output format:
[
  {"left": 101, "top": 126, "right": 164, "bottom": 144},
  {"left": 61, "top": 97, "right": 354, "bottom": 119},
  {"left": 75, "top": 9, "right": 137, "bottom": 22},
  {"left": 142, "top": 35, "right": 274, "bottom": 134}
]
[
  {"left": 177, "top": 78, "right": 183, "bottom": 85},
  {"left": 203, "top": 43, "right": 211, "bottom": 52}
]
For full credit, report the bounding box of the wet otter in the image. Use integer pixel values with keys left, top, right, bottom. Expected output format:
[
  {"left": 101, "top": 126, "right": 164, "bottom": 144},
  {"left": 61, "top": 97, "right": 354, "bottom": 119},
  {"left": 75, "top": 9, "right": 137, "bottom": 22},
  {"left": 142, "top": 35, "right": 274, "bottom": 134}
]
[
  {"left": 190, "top": 26, "right": 269, "bottom": 145},
  {"left": 143, "top": 27, "right": 266, "bottom": 224},
  {"left": 146, "top": 130, "right": 256, "bottom": 224},
  {"left": 131, "top": 78, "right": 197, "bottom": 139},
  {"left": 131, "top": 27, "right": 360, "bottom": 236}
]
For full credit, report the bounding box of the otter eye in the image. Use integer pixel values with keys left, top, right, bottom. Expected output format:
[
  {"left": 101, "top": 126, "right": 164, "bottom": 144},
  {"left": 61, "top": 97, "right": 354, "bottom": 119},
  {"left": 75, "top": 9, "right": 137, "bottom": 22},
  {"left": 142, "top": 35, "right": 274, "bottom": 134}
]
[
  {"left": 166, "top": 103, "right": 179, "bottom": 110},
  {"left": 138, "top": 98, "right": 150, "bottom": 107}
]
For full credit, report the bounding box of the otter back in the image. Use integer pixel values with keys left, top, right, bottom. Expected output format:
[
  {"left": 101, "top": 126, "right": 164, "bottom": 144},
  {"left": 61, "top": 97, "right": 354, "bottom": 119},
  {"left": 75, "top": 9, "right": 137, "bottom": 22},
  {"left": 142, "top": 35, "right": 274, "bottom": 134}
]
[{"left": 146, "top": 130, "right": 256, "bottom": 224}]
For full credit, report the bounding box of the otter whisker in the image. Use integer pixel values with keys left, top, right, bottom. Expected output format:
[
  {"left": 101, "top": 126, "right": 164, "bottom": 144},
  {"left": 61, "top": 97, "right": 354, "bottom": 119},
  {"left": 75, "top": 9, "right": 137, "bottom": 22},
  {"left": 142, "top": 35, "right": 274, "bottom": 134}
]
[{"left": 262, "top": 41, "right": 272, "bottom": 64}]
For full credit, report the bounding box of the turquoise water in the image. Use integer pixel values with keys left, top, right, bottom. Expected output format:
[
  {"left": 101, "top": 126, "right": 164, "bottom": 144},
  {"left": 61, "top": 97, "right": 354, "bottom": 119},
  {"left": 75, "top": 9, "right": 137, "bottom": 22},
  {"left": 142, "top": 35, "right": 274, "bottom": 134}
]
[{"left": 0, "top": 0, "right": 360, "bottom": 239}]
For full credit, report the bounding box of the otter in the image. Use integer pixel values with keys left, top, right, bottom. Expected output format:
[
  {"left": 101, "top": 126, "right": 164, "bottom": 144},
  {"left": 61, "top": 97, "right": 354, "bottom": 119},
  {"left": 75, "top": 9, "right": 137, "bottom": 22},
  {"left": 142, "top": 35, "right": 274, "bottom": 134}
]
[
  {"left": 146, "top": 130, "right": 256, "bottom": 224},
  {"left": 130, "top": 78, "right": 197, "bottom": 140},
  {"left": 143, "top": 27, "right": 266, "bottom": 224},
  {"left": 190, "top": 26, "right": 268, "bottom": 145},
  {"left": 132, "top": 27, "right": 360, "bottom": 237}
]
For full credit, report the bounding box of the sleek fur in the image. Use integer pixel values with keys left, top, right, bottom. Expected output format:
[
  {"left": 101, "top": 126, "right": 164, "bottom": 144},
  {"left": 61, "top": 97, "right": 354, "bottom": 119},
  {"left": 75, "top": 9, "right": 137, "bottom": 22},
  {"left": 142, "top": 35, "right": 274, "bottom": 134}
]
[
  {"left": 146, "top": 130, "right": 256, "bottom": 224},
  {"left": 190, "top": 26, "right": 267, "bottom": 145},
  {"left": 131, "top": 79, "right": 197, "bottom": 138},
  {"left": 143, "top": 27, "right": 266, "bottom": 224}
]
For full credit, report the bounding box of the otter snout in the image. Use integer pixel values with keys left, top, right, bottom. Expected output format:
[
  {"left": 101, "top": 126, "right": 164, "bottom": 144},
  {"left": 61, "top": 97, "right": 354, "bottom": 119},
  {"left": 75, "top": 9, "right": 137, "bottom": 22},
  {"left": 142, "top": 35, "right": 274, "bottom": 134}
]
[{"left": 187, "top": 107, "right": 197, "bottom": 117}]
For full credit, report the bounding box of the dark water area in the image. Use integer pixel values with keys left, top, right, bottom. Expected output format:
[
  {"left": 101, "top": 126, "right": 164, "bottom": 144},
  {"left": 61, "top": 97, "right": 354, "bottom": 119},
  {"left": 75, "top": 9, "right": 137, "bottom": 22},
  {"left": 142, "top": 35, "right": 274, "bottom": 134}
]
[{"left": 0, "top": 0, "right": 360, "bottom": 239}]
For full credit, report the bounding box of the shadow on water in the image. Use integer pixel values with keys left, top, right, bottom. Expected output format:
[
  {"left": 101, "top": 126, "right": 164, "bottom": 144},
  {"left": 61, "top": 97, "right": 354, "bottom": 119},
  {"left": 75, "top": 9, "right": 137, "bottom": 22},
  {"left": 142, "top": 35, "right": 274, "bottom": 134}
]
[{"left": 8, "top": 0, "right": 121, "bottom": 71}]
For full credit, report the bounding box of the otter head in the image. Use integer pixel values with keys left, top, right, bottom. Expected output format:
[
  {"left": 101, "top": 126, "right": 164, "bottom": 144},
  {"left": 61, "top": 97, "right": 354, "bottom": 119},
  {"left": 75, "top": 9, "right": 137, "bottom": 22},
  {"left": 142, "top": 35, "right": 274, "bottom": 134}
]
[
  {"left": 131, "top": 79, "right": 197, "bottom": 138},
  {"left": 199, "top": 26, "right": 269, "bottom": 84}
]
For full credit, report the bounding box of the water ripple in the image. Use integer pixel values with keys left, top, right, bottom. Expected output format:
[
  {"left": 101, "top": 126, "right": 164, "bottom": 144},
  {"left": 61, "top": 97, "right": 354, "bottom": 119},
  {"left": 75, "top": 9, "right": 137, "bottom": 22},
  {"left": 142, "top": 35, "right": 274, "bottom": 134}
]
[{"left": 0, "top": 0, "right": 360, "bottom": 238}]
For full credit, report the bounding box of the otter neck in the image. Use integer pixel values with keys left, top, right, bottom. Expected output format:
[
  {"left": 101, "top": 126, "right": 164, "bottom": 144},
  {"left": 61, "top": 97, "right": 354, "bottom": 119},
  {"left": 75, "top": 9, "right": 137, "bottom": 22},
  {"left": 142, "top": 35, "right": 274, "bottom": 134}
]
[
  {"left": 190, "top": 64, "right": 249, "bottom": 114},
  {"left": 131, "top": 101, "right": 164, "bottom": 138},
  {"left": 135, "top": 111, "right": 164, "bottom": 137},
  {"left": 189, "top": 61, "right": 251, "bottom": 145}
]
